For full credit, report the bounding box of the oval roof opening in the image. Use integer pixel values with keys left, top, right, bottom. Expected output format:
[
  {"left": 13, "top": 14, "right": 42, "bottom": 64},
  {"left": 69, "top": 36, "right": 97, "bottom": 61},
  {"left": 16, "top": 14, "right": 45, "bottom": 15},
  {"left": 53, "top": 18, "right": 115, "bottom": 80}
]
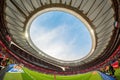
[{"left": 30, "top": 11, "right": 92, "bottom": 61}]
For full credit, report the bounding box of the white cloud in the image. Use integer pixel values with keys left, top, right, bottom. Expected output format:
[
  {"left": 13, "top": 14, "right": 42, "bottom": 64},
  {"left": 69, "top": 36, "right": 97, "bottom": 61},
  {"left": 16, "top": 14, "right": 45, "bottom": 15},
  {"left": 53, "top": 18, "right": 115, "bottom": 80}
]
[
  {"left": 30, "top": 24, "right": 89, "bottom": 61},
  {"left": 29, "top": 11, "right": 92, "bottom": 61}
]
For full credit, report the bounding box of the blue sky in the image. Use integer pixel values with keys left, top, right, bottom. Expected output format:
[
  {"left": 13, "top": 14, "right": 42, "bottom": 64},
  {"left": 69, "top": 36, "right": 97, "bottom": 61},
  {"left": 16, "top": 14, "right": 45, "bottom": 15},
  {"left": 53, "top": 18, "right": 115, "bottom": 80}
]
[{"left": 30, "top": 11, "right": 92, "bottom": 61}]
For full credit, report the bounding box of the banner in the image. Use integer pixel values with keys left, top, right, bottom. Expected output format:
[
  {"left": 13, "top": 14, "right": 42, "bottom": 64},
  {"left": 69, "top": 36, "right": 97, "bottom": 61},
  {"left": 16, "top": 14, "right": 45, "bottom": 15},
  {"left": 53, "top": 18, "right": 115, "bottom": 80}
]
[{"left": 7, "top": 64, "right": 24, "bottom": 73}]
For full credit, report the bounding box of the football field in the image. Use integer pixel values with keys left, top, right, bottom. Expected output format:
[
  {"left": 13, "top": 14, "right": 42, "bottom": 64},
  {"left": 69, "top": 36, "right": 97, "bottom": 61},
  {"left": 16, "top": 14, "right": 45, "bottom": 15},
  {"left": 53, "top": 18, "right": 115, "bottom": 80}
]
[
  {"left": 3, "top": 67, "right": 120, "bottom": 80},
  {"left": 3, "top": 67, "right": 102, "bottom": 80}
]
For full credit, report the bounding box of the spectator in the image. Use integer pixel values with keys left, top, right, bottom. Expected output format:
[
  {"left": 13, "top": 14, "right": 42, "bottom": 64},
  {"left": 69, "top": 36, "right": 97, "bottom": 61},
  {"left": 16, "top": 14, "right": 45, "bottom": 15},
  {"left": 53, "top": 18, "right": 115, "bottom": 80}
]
[
  {"left": 118, "top": 57, "right": 120, "bottom": 67},
  {"left": 108, "top": 64, "right": 115, "bottom": 76},
  {"left": 99, "top": 67, "right": 106, "bottom": 73},
  {"left": 0, "top": 57, "right": 3, "bottom": 70},
  {"left": 0, "top": 57, "right": 3, "bottom": 63},
  {"left": 105, "top": 65, "right": 110, "bottom": 75}
]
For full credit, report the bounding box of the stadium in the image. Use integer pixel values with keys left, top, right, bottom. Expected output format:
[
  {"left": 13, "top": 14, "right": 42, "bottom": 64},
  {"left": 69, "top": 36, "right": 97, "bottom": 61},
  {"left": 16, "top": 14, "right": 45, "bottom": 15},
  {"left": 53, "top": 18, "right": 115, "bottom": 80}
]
[{"left": 0, "top": 0, "right": 120, "bottom": 80}]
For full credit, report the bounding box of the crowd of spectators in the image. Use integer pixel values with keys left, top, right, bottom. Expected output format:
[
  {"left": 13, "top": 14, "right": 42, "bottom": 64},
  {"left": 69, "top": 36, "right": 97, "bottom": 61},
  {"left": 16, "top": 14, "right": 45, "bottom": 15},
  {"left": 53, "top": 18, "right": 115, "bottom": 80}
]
[
  {"left": 0, "top": 46, "right": 13, "bottom": 71},
  {"left": 100, "top": 55, "right": 120, "bottom": 78}
]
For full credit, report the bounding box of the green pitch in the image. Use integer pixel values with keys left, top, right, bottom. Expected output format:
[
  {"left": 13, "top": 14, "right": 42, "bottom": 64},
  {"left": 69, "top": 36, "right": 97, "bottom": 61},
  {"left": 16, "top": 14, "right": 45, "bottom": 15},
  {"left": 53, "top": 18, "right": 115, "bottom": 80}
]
[
  {"left": 3, "top": 67, "right": 102, "bottom": 80},
  {"left": 4, "top": 67, "right": 120, "bottom": 80},
  {"left": 115, "top": 68, "right": 120, "bottom": 80}
]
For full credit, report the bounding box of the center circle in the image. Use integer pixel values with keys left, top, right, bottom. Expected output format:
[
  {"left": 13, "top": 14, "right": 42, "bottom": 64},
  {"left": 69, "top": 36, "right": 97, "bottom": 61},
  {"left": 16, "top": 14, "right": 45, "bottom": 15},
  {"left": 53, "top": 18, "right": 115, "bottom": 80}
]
[{"left": 29, "top": 10, "right": 92, "bottom": 61}]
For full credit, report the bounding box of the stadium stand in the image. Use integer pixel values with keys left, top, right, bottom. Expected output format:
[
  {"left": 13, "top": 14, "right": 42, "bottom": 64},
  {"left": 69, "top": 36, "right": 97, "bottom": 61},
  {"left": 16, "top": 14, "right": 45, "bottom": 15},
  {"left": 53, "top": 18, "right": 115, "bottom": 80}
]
[{"left": 0, "top": 0, "right": 120, "bottom": 80}]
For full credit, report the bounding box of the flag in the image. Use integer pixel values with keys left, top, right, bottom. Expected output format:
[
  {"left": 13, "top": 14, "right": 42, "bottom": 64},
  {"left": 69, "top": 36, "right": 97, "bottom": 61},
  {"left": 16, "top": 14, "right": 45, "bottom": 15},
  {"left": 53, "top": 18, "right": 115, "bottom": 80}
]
[
  {"left": 6, "top": 35, "right": 11, "bottom": 42},
  {"left": 114, "top": 21, "right": 119, "bottom": 28}
]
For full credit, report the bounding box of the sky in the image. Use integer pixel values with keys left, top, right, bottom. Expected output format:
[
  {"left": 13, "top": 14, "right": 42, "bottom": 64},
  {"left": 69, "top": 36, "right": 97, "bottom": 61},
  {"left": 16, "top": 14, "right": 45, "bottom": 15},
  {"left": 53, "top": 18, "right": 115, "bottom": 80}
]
[{"left": 30, "top": 11, "right": 92, "bottom": 61}]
